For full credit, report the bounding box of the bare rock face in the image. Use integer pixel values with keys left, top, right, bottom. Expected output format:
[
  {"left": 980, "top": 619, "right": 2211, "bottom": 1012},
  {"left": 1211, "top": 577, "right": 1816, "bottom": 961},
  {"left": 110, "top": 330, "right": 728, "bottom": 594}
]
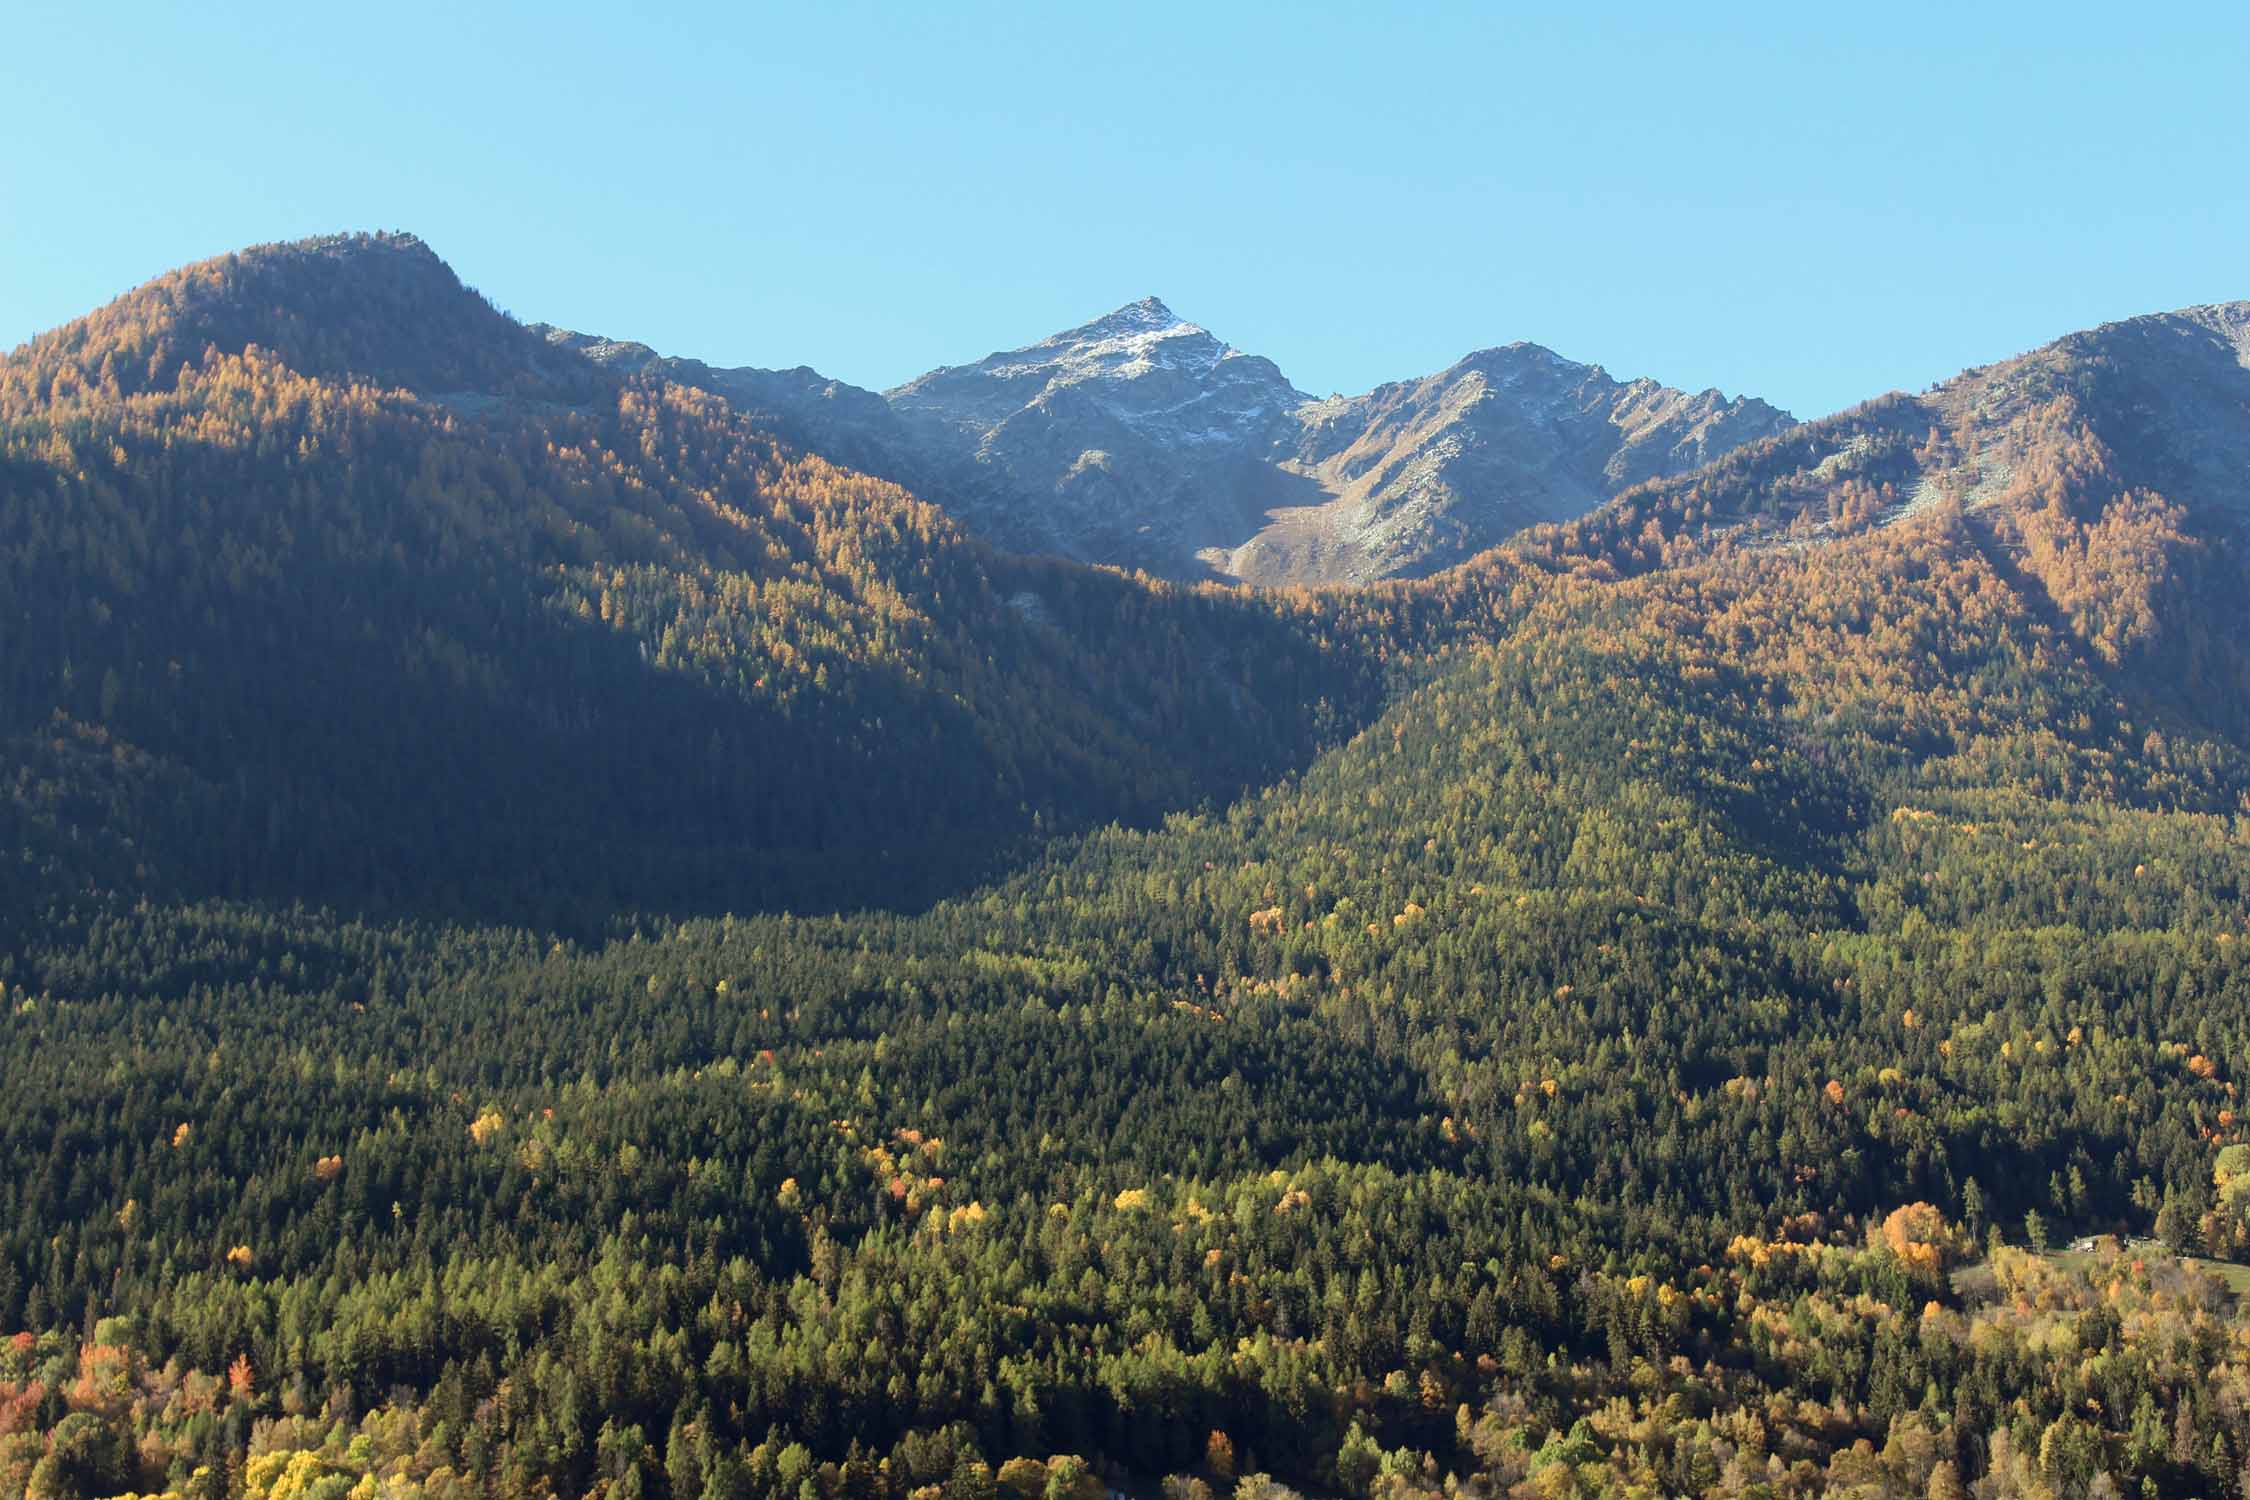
[
  {"left": 883, "top": 298, "right": 1315, "bottom": 573},
  {"left": 542, "top": 303, "right": 1795, "bottom": 584},
  {"left": 1243, "top": 344, "right": 1795, "bottom": 583}
]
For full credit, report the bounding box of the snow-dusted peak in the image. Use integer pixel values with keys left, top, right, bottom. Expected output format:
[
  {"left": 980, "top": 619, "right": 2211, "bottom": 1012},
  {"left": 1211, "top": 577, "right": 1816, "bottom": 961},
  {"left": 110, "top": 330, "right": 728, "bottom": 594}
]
[
  {"left": 1061, "top": 296, "right": 1185, "bottom": 342},
  {"left": 1005, "top": 296, "right": 1248, "bottom": 388},
  {"left": 891, "top": 296, "right": 1307, "bottom": 425}
]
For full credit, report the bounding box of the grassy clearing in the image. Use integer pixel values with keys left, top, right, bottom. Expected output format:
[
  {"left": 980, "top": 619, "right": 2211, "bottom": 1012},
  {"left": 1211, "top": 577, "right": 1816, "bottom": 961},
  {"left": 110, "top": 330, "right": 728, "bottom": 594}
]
[{"left": 1953, "top": 1237, "right": 2250, "bottom": 1300}]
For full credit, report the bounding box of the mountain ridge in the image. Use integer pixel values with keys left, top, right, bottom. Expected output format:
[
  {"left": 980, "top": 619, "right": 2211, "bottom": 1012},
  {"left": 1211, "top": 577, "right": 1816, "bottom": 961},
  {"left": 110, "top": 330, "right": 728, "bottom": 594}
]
[{"left": 546, "top": 294, "right": 1796, "bottom": 584}]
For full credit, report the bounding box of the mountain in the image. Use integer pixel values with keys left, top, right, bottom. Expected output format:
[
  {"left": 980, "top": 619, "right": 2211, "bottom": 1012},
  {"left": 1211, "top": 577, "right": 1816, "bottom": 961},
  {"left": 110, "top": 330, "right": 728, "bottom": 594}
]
[
  {"left": 1553, "top": 298, "right": 2250, "bottom": 552},
  {"left": 1248, "top": 342, "right": 1795, "bottom": 582},
  {"left": 883, "top": 297, "right": 1314, "bottom": 575},
  {"left": 1527, "top": 299, "right": 2250, "bottom": 743},
  {"left": 0, "top": 234, "right": 1381, "bottom": 931},
  {"left": 547, "top": 301, "right": 1794, "bottom": 584}
]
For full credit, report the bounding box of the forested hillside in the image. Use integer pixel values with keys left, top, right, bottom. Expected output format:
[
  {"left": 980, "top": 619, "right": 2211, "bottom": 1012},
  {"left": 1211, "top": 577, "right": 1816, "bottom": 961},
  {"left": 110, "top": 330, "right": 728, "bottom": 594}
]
[
  {"left": 5, "top": 238, "right": 2250, "bottom": 1500},
  {"left": 1527, "top": 300, "right": 2250, "bottom": 732},
  {"left": 0, "top": 235, "right": 1385, "bottom": 932}
]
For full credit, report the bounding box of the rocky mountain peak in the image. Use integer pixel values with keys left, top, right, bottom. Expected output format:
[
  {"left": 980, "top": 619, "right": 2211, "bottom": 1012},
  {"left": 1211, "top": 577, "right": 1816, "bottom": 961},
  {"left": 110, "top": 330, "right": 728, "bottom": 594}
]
[
  {"left": 898, "top": 295, "right": 1279, "bottom": 402},
  {"left": 1066, "top": 296, "right": 1185, "bottom": 341},
  {"left": 1453, "top": 341, "right": 1582, "bottom": 374},
  {"left": 889, "top": 297, "right": 1303, "bottom": 434}
]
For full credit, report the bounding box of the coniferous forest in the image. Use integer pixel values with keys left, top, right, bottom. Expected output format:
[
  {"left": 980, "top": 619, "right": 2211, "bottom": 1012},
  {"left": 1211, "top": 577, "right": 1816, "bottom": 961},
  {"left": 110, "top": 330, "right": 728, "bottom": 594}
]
[{"left": 7, "top": 234, "right": 2250, "bottom": 1500}]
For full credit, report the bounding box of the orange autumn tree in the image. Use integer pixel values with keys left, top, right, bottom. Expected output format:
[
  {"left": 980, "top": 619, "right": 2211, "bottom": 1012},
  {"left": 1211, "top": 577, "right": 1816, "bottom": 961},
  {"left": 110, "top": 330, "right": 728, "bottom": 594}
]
[{"left": 1880, "top": 1203, "right": 1956, "bottom": 1279}]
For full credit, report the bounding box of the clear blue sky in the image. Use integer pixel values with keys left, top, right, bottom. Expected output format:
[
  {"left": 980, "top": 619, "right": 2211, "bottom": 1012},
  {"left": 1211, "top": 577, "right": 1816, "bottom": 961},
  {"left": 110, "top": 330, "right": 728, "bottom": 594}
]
[{"left": 5, "top": 2, "right": 2244, "bottom": 418}]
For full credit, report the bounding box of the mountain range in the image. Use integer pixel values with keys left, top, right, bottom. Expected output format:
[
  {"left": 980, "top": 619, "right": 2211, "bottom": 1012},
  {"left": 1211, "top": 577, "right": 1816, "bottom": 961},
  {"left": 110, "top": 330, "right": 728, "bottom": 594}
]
[
  {"left": 10, "top": 231, "right": 2250, "bottom": 1500},
  {"left": 537, "top": 296, "right": 1795, "bottom": 583},
  {"left": 5, "top": 229, "right": 2248, "bottom": 930}
]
